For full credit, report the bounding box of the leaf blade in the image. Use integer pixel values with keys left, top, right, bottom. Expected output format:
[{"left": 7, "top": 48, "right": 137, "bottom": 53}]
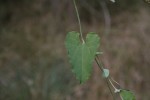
[
  {"left": 65, "top": 32, "right": 100, "bottom": 83},
  {"left": 120, "top": 89, "right": 136, "bottom": 100}
]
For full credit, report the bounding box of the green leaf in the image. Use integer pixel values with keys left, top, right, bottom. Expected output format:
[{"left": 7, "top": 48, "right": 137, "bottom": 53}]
[
  {"left": 120, "top": 89, "right": 136, "bottom": 100},
  {"left": 65, "top": 31, "right": 100, "bottom": 83},
  {"left": 102, "top": 69, "right": 109, "bottom": 78}
]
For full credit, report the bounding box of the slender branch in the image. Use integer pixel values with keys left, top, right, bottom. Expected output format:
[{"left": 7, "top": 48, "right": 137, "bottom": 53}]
[
  {"left": 73, "top": 0, "right": 85, "bottom": 43},
  {"left": 95, "top": 57, "right": 116, "bottom": 100},
  {"left": 109, "top": 79, "right": 117, "bottom": 90},
  {"left": 95, "top": 57, "right": 103, "bottom": 72},
  {"left": 110, "top": 77, "right": 120, "bottom": 87},
  {"left": 109, "top": 79, "right": 121, "bottom": 93},
  {"left": 106, "top": 78, "right": 116, "bottom": 100}
]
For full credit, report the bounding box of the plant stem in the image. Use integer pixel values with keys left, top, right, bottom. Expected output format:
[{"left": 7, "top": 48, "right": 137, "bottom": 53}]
[
  {"left": 73, "top": 0, "right": 85, "bottom": 43},
  {"left": 110, "top": 77, "right": 120, "bottom": 87},
  {"left": 109, "top": 79, "right": 117, "bottom": 90},
  {"left": 95, "top": 57, "right": 103, "bottom": 72},
  {"left": 95, "top": 57, "right": 116, "bottom": 100},
  {"left": 106, "top": 78, "right": 116, "bottom": 100}
]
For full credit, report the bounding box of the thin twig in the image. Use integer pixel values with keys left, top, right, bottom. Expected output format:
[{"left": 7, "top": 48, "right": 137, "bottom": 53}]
[
  {"left": 73, "top": 0, "right": 85, "bottom": 43},
  {"left": 106, "top": 78, "right": 116, "bottom": 100},
  {"left": 109, "top": 79, "right": 117, "bottom": 90},
  {"left": 95, "top": 57, "right": 103, "bottom": 72},
  {"left": 110, "top": 77, "right": 121, "bottom": 87},
  {"left": 95, "top": 57, "right": 116, "bottom": 100}
]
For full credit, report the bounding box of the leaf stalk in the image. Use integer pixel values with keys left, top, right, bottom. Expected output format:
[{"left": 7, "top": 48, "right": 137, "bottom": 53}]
[{"left": 73, "top": 0, "right": 85, "bottom": 43}]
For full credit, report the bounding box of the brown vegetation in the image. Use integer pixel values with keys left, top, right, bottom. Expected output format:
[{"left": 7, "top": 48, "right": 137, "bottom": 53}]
[{"left": 0, "top": 0, "right": 149, "bottom": 100}]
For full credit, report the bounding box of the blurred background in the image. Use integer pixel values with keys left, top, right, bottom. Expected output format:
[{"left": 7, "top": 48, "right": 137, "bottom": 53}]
[{"left": 0, "top": 0, "right": 150, "bottom": 100}]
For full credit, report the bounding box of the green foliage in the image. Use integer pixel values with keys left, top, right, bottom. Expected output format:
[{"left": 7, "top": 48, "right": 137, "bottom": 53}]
[
  {"left": 65, "top": 31, "right": 136, "bottom": 99},
  {"left": 65, "top": 31, "right": 100, "bottom": 83},
  {"left": 65, "top": 1, "right": 137, "bottom": 99},
  {"left": 120, "top": 89, "right": 136, "bottom": 100}
]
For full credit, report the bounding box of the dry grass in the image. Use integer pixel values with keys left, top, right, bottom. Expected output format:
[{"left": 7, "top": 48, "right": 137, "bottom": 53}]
[{"left": 0, "top": 1, "right": 150, "bottom": 100}]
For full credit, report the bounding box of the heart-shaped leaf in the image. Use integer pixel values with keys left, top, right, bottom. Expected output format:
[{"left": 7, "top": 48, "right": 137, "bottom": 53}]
[
  {"left": 65, "top": 31, "right": 100, "bottom": 83},
  {"left": 120, "top": 89, "right": 136, "bottom": 100}
]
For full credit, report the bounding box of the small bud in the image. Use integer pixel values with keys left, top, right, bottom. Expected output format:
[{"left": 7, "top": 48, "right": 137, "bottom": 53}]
[{"left": 110, "top": 0, "right": 115, "bottom": 3}]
